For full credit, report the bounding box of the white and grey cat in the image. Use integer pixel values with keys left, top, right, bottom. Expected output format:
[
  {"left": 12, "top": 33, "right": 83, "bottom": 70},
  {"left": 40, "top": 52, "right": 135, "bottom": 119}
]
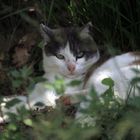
[{"left": 0, "top": 22, "right": 140, "bottom": 122}]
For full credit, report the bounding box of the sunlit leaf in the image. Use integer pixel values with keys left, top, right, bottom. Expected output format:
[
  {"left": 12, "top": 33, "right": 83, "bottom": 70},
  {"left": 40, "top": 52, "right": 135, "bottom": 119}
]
[
  {"left": 23, "top": 119, "right": 33, "bottom": 127},
  {"left": 8, "top": 123, "right": 17, "bottom": 131}
]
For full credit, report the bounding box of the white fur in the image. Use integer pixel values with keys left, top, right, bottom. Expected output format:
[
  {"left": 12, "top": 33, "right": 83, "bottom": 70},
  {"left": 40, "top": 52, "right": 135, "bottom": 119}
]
[{"left": 87, "top": 53, "right": 140, "bottom": 98}]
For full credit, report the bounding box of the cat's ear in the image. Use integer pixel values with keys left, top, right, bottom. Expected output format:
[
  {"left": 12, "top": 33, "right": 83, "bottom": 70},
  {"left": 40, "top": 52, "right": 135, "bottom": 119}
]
[
  {"left": 79, "top": 22, "right": 93, "bottom": 38},
  {"left": 81, "top": 22, "right": 93, "bottom": 34},
  {"left": 40, "top": 23, "right": 54, "bottom": 43}
]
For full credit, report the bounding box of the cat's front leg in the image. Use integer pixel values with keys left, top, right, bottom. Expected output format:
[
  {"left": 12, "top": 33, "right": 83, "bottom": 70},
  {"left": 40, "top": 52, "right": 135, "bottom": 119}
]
[
  {"left": 0, "top": 82, "right": 59, "bottom": 123},
  {"left": 28, "top": 82, "right": 59, "bottom": 110}
]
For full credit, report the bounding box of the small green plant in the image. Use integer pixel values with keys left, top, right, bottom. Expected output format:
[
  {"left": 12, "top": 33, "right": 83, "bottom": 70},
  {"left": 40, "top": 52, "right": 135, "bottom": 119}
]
[
  {"left": 0, "top": 77, "right": 140, "bottom": 140},
  {"left": 9, "top": 66, "right": 33, "bottom": 89}
]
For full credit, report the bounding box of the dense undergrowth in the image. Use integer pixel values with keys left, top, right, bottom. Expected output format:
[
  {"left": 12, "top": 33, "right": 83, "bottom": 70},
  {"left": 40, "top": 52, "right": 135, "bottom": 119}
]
[
  {"left": 0, "top": 0, "right": 140, "bottom": 140},
  {"left": 0, "top": 77, "right": 140, "bottom": 140}
]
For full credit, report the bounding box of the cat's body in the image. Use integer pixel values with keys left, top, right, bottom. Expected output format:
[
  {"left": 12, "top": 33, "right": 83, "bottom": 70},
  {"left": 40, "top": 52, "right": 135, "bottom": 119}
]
[
  {"left": 40, "top": 22, "right": 140, "bottom": 99},
  {"left": 88, "top": 52, "right": 140, "bottom": 98},
  {"left": 0, "top": 23, "right": 140, "bottom": 123}
]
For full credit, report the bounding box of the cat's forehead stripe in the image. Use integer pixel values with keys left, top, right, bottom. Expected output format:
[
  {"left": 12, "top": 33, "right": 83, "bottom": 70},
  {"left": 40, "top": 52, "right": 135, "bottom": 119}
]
[
  {"left": 64, "top": 28, "right": 79, "bottom": 48},
  {"left": 61, "top": 41, "right": 75, "bottom": 60}
]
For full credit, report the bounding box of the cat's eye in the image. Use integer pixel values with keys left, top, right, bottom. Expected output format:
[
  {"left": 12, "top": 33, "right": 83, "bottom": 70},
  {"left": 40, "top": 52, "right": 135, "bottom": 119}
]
[
  {"left": 76, "top": 52, "right": 85, "bottom": 59},
  {"left": 56, "top": 54, "right": 65, "bottom": 60}
]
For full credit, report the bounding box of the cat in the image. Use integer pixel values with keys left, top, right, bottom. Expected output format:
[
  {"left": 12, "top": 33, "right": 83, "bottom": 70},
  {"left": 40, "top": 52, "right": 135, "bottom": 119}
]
[
  {"left": 0, "top": 22, "right": 140, "bottom": 123},
  {"left": 40, "top": 22, "right": 140, "bottom": 99}
]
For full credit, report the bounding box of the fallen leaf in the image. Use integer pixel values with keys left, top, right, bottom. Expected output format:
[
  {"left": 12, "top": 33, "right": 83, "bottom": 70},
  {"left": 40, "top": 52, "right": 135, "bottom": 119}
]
[
  {"left": 18, "top": 33, "right": 38, "bottom": 50},
  {"left": 12, "top": 47, "right": 29, "bottom": 67}
]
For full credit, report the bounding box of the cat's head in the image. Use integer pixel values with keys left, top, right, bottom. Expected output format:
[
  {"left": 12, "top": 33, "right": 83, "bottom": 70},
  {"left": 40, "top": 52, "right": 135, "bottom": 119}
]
[{"left": 40, "top": 22, "right": 100, "bottom": 79}]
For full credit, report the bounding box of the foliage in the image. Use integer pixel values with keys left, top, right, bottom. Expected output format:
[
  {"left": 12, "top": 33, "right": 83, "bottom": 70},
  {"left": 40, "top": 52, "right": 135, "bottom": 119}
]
[
  {"left": 0, "top": 77, "right": 140, "bottom": 140},
  {"left": 0, "top": 0, "right": 140, "bottom": 140}
]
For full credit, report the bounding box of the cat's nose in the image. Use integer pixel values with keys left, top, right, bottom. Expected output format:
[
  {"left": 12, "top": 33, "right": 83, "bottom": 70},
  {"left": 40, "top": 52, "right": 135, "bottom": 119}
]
[{"left": 67, "top": 63, "right": 76, "bottom": 73}]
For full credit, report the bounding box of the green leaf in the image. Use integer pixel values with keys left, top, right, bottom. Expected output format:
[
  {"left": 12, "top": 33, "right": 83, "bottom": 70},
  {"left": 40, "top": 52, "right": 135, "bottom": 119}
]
[
  {"left": 8, "top": 124, "right": 17, "bottom": 131},
  {"left": 131, "top": 77, "right": 140, "bottom": 85},
  {"left": 44, "top": 83, "right": 54, "bottom": 90},
  {"left": 68, "top": 80, "right": 82, "bottom": 86},
  {"left": 10, "top": 70, "right": 20, "bottom": 78},
  {"left": 132, "top": 68, "right": 140, "bottom": 74},
  {"left": 38, "top": 41, "right": 44, "bottom": 48},
  {"left": 53, "top": 79, "right": 65, "bottom": 95},
  {"left": 33, "top": 76, "right": 46, "bottom": 83},
  {"left": 128, "top": 97, "right": 140, "bottom": 108},
  {"left": 12, "top": 79, "right": 23, "bottom": 88},
  {"left": 102, "top": 78, "right": 114, "bottom": 87},
  {"left": 5, "top": 98, "right": 22, "bottom": 109},
  {"left": 20, "top": 66, "right": 32, "bottom": 78},
  {"left": 23, "top": 119, "right": 33, "bottom": 127}
]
